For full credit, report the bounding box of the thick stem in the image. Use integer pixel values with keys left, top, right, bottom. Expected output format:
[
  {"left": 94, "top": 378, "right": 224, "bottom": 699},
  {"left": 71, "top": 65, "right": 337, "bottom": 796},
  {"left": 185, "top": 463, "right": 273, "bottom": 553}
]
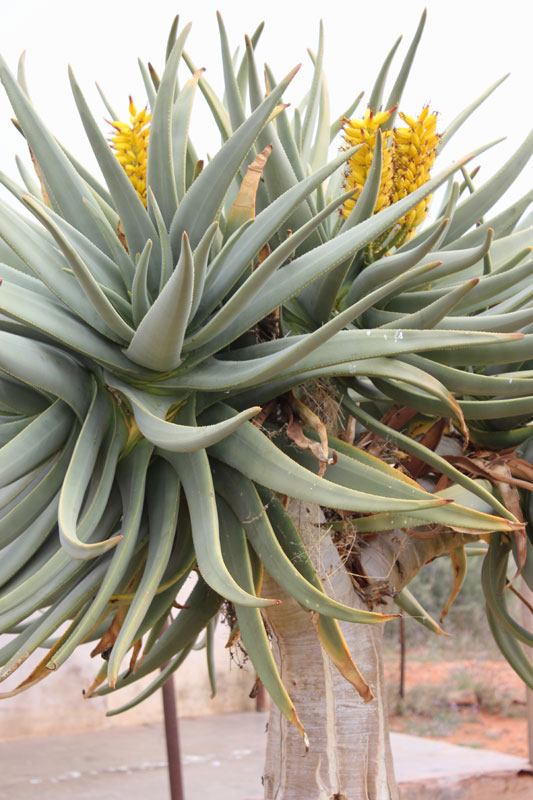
[
  {"left": 261, "top": 502, "right": 478, "bottom": 799},
  {"left": 262, "top": 502, "right": 398, "bottom": 800}
]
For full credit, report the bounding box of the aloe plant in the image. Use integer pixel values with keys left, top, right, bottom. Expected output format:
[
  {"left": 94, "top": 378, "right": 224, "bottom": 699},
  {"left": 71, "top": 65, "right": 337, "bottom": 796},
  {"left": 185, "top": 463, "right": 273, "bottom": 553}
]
[{"left": 0, "top": 11, "right": 532, "bottom": 798}]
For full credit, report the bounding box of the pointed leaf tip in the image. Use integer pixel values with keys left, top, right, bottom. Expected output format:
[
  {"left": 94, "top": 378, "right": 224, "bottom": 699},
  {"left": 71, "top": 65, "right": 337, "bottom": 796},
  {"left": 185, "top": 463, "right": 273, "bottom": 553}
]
[{"left": 285, "top": 64, "right": 302, "bottom": 82}]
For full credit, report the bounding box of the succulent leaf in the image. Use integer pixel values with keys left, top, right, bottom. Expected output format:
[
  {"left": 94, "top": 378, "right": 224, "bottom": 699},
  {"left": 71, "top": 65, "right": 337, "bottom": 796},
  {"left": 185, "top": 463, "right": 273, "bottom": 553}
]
[
  {"left": 0, "top": 13, "right": 531, "bottom": 707},
  {"left": 146, "top": 24, "right": 192, "bottom": 225},
  {"left": 126, "top": 232, "right": 194, "bottom": 370}
]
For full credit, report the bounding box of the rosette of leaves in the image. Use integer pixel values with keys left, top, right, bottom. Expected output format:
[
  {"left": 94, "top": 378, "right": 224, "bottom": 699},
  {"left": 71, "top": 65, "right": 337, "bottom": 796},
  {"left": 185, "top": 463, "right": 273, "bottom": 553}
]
[{"left": 0, "top": 12, "right": 532, "bottom": 735}]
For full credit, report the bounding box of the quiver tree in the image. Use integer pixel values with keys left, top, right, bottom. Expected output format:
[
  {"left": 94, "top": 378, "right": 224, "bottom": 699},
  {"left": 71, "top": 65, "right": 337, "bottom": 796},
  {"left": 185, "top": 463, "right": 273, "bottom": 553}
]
[{"left": 0, "top": 11, "right": 532, "bottom": 799}]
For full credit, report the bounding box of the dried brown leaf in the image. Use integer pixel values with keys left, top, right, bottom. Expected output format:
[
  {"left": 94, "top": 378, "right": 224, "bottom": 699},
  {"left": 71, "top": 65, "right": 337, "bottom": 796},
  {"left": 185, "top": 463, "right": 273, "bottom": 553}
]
[
  {"left": 440, "top": 545, "right": 467, "bottom": 622},
  {"left": 28, "top": 145, "right": 51, "bottom": 207},
  {"left": 403, "top": 418, "right": 447, "bottom": 478},
  {"left": 286, "top": 395, "right": 335, "bottom": 477},
  {"left": 90, "top": 605, "right": 127, "bottom": 659},
  {"left": 117, "top": 220, "right": 129, "bottom": 252}
]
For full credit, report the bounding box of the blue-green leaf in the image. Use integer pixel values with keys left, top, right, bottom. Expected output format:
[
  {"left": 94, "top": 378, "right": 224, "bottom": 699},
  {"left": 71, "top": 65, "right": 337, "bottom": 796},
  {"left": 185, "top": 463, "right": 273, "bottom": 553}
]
[{"left": 126, "top": 232, "right": 194, "bottom": 371}]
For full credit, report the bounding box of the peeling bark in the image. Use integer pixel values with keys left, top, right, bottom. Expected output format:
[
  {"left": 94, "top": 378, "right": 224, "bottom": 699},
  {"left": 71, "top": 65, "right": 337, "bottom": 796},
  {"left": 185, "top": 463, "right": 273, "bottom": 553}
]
[
  {"left": 262, "top": 503, "right": 397, "bottom": 800},
  {"left": 262, "top": 502, "right": 479, "bottom": 799}
]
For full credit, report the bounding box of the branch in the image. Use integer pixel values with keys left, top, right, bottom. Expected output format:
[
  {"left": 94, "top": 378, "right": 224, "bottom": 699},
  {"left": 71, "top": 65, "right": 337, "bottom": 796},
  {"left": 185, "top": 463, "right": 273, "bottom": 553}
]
[{"left": 360, "top": 529, "right": 480, "bottom": 594}]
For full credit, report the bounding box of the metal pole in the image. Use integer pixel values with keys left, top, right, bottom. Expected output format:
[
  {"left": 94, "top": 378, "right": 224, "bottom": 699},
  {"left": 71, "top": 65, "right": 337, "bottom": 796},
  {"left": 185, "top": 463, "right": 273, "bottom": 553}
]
[
  {"left": 255, "top": 678, "right": 269, "bottom": 712},
  {"left": 160, "top": 616, "right": 185, "bottom": 800},
  {"left": 521, "top": 578, "right": 533, "bottom": 766},
  {"left": 399, "top": 614, "right": 406, "bottom": 700},
  {"left": 161, "top": 672, "right": 185, "bottom": 800}
]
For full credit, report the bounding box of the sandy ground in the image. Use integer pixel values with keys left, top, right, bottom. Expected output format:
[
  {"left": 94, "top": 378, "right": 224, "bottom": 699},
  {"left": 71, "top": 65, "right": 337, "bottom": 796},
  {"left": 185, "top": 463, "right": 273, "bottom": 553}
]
[
  {"left": 385, "top": 657, "right": 530, "bottom": 758},
  {"left": 391, "top": 709, "right": 529, "bottom": 757}
]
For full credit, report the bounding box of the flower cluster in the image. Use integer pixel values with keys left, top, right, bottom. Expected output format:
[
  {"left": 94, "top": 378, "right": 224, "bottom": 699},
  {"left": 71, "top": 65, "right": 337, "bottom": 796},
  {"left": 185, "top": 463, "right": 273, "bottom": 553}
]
[
  {"left": 342, "top": 106, "right": 439, "bottom": 249},
  {"left": 110, "top": 98, "right": 151, "bottom": 206},
  {"left": 342, "top": 108, "right": 396, "bottom": 218}
]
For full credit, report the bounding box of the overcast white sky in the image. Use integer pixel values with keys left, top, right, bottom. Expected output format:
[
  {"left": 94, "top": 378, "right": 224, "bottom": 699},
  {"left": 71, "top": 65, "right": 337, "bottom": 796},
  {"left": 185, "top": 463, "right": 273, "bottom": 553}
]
[{"left": 0, "top": 0, "right": 531, "bottom": 214}]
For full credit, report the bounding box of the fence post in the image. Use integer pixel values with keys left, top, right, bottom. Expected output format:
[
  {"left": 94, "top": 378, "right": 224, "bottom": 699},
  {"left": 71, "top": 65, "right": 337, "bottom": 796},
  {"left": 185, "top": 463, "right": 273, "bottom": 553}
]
[
  {"left": 522, "top": 578, "right": 533, "bottom": 766},
  {"left": 161, "top": 674, "right": 185, "bottom": 800},
  {"left": 399, "top": 614, "right": 406, "bottom": 700}
]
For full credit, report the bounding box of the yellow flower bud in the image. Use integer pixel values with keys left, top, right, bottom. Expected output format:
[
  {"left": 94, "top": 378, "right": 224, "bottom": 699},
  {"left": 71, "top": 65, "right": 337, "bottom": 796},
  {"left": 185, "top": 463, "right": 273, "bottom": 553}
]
[
  {"left": 110, "top": 98, "right": 150, "bottom": 207},
  {"left": 342, "top": 106, "right": 440, "bottom": 250}
]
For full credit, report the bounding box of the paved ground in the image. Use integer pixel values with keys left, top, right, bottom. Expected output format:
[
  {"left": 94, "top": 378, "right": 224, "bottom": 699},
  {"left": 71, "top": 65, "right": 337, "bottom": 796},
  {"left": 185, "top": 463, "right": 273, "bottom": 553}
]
[{"left": 1, "top": 711, "right": 530, "bottom": 800}]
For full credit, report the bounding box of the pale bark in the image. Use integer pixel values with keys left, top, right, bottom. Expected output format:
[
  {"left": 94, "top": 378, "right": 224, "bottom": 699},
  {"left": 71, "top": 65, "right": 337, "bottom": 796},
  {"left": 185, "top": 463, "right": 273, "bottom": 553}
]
[
  {"left": 262, "top": 501, "right": 478, "bottom": 800},
  {"left": 262, "top": 502, "right": 397, "bottom": 800}
]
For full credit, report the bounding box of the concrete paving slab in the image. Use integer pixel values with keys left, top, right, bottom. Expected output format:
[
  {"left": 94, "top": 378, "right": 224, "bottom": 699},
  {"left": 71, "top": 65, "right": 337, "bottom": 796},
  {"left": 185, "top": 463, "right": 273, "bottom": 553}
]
[
  {"left": 1, "top": 713, "right": 268, "bottom": 800},
  {"left": 0, "top": 711, "right": 531, "bottom": 800},
  {"left": 392, "top": 731, "right": 529, "bottom": 782}
]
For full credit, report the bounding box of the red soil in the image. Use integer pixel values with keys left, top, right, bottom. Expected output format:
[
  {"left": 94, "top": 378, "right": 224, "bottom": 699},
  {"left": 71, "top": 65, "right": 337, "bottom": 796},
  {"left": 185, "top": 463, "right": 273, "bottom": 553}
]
[{"left": 385, "top": 658, "right": 531, "bottom": 758}]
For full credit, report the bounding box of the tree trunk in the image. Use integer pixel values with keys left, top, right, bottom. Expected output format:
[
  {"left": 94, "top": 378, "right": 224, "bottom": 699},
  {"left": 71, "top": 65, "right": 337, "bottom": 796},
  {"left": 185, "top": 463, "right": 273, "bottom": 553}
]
[
  {"left": 262, "top": 502, "right": 397, "bottom": 800},
  {"left": 262, "top": 501, "right": 475, "bottom": 799}
]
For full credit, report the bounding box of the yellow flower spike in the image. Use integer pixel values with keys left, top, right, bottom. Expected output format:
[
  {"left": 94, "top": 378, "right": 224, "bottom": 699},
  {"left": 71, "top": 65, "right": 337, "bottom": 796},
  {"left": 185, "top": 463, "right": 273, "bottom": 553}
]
[
  {"left": 342, "top": 105, "right": 440, "bottom": 251},
  {"left": 109, "top": 98, "right": 151, "bottom": 207},
  {"left": 391, "top": 107, "right": 440, "bottom": 243},
  {"left": 341, "top": 106, "right": 397, "bottom": 223}
]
